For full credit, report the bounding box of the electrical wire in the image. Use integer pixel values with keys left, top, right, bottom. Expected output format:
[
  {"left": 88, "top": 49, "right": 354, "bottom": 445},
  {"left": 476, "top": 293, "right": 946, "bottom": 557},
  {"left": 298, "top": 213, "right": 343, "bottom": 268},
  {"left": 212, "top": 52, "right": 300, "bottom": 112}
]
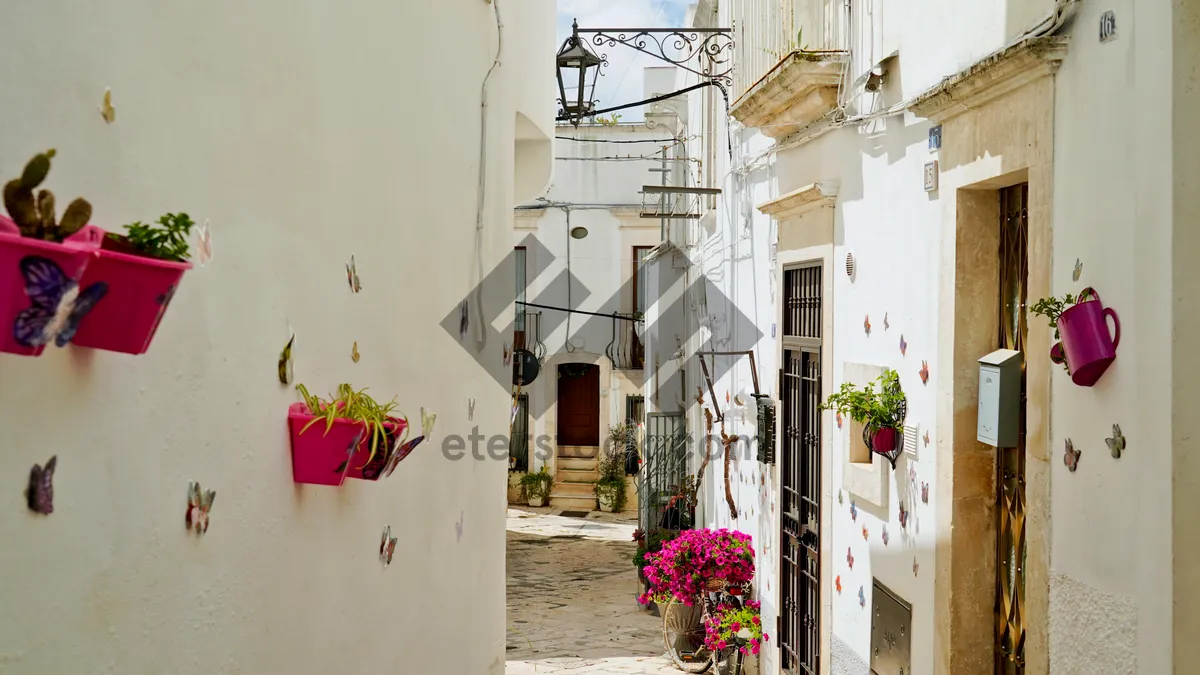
[
  {"left": 556, "top": 136, "right": 684, "bottom": 144},
  {"left": 471, "top": 0, "right": 504, "bottom": 352}
]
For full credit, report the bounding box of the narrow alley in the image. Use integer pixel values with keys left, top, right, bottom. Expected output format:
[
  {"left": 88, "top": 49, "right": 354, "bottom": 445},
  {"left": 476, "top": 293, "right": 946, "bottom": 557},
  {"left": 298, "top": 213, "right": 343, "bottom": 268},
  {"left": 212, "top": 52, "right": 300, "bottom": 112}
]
[{"left": 506, "top": 508, "right": 678, "bottom": 675}]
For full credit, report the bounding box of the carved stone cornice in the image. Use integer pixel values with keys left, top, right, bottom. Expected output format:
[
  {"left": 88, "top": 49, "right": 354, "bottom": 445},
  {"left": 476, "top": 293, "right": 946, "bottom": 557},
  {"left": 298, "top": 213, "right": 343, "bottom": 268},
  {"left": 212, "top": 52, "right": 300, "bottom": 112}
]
[
  {"left": 910, "top": 36, "right": 1069, "bottom": 122},
  {"left": 730, "top": 51, "right": 849, "bottom": 140},
  {"left": 757, "top": 182, "right": 839, "bottom": 219}
]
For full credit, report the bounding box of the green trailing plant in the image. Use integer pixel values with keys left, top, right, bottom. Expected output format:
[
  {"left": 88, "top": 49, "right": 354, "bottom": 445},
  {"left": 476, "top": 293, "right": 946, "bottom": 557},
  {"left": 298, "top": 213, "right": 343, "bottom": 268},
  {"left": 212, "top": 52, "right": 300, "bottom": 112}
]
[
  {"left": 595, "top": 112, "right": 622, "bottom": 126},
  {"left": 595, "top": 436, "right": 628, "bottom": 511},
  {"left": 108, "top": 212, "right": 196, "bottom": 261},
  {"left": 3, "top": 149, "right": 94, "bottom": 242},
  {"left": 820, "top": 368, "right": 906, "bottom": 429},
  {"left": 295, "top": 383, "right": 401, "bottom": 467},
  {"left": 519, "top": 466, "right": 553, "bottom": 503},
  {"left": 595, "top": 475, "right": 628, "bottom": 512},
  {"left": 1029, "top": 292, "right": 1081, "bottom": 341}
]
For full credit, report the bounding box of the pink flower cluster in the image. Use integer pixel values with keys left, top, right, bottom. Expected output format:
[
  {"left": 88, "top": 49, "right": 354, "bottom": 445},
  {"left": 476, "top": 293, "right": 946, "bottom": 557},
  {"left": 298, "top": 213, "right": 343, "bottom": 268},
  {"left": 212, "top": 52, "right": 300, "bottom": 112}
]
[
  {"left": 637, "top": 528, "right": 755, "bottom": 606},
  {"left": 703, "top": 599, "right": 769, "bottom": 656}
]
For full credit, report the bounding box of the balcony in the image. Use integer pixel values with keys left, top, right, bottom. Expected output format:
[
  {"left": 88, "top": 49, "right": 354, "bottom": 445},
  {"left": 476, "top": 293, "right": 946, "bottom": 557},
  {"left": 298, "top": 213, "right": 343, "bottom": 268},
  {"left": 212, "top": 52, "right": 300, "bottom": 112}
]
[
  {"left": 513, "top": 310, "right": 546, "bottom": 362},
  {"left": 606, "top": 313, "right": 645, "bottom": 371},
  {"left": 730, "top": 51, "right": 848, "bottom": 140}
]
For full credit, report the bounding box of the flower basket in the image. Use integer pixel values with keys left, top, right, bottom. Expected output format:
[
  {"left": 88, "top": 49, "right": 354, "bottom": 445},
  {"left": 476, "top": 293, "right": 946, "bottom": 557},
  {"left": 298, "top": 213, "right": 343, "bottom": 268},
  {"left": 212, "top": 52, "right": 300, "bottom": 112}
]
[
  {"left": 0, "top": 216, "right": 104, "bottom": 356},
  {"left": 287, "top": 402, "right": 408, "bottom": 486},
  {"left": 69, "top": 235, "right": 192, "bottom": 354},
  {"left": 862, "top": 398, "right": 906, "bottom": 469},
  {"left": 1052, "top": 287, "right": 1120, "bottom": 387}
]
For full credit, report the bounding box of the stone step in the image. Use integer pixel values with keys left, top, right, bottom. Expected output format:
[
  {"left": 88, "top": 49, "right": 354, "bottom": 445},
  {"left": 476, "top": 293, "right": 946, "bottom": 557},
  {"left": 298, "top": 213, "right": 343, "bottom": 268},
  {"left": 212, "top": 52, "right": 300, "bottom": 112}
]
[
  {"left": 551, "top": 481, "right": 595, "bottom": 497},
  {"left": 549, "top": 494, "right": 596, "bottom": 511},
  {"left": 557, "top": 456, "right": 598, "bottom": 472},
  {"left": 558, "top": 445, "right": 599, "bottom": 459},
  {"left": 557, "top": 467, "right": 599, "bottom": 483}
]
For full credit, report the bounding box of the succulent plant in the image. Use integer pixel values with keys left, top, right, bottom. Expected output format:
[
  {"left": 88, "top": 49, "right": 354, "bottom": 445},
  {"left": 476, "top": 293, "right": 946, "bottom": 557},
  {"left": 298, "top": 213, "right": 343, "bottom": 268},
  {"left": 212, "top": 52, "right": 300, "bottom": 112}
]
[{"left": 3, "top": 150, "right": 93, "bottom": 242}]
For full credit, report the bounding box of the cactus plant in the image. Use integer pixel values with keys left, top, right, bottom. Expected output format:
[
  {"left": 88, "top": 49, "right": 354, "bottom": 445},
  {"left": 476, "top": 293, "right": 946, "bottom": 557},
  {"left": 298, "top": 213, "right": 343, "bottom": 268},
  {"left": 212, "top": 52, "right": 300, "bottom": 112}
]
[{"left": 3, "top": 150, "right": 93, "bottom": 242}]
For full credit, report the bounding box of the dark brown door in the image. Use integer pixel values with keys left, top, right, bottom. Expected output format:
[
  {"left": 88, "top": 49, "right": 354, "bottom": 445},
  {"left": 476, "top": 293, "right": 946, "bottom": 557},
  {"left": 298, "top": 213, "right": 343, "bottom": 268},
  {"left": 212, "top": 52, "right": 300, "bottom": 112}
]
[{"left": 557, "top": 364, "right": 600, "bottom": 446}]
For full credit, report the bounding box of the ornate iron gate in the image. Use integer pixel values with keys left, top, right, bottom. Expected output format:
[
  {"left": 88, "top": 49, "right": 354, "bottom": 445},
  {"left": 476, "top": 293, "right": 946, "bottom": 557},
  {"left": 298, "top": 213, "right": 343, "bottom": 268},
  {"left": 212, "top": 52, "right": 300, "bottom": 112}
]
[
  {"left": 638, "top": 412, "right": 689, "bottom": 534},
  {"left": 781, "top": 263, "right": 822, "bottom": 675}
]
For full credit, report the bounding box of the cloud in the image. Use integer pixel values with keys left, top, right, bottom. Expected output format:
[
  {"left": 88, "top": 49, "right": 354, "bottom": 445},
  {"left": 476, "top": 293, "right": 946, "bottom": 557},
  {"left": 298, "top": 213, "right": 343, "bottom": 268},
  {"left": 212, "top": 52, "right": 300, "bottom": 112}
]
[{"left": 556, "top": 0, "right": 692, "bottom": 121}]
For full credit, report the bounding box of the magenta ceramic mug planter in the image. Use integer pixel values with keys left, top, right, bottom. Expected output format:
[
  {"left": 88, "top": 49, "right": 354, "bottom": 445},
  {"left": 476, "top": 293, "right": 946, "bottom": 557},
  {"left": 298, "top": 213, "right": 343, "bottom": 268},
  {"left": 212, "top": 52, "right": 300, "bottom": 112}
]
[
  {"left": 0, "top": 216, "right": 105, "bottom": 356},
  {"left": 1054, "top": 288, "right": 1120, "bottom": 387},
  {"left": 69, "top": 238, "right": 192, "bottom": 354},
  {"left": 287, "top": 402, "right": 409, "bottom": 486}
]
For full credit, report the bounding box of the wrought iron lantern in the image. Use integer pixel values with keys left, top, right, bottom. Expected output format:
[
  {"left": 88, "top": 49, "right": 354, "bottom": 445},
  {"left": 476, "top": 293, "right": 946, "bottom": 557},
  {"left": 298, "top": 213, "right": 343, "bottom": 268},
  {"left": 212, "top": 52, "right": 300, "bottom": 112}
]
[{"left": 556, "top": 20, "right": 604, "bottom": 126}]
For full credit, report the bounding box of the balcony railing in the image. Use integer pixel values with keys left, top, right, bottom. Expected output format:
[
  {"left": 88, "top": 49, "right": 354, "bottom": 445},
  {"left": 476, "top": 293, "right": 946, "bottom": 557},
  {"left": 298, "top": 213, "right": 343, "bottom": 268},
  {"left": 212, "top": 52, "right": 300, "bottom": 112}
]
[
  {"left": 606, "top": 313, "right": 645, "bottom": 371},
  {"left": 730, "top": 0, "right": 849, "bottom": 100},
  {"left": 513, "top": 310, "right": 546, "bottom": 362}
]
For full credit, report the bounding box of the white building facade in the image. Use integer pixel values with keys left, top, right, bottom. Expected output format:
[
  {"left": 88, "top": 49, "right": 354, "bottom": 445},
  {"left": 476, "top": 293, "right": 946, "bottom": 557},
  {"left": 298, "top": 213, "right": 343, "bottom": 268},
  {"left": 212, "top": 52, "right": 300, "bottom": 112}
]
[
  {"left": 663, "top": 0, "right": 1200, "bottom": 674},
  {"left": 0, "top": 2, "right": 554, "bottom": 674}
]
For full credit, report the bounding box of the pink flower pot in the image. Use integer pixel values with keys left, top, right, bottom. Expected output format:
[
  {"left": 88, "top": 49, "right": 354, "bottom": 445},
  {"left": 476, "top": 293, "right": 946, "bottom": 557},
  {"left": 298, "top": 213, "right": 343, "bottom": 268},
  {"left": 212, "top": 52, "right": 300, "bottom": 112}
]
[
  {"left": 69, "top": 238, "right": 192, "bottom": 354},
  {"left": 1055, "top": 289, "right": 1120, "bottom": 387},
  {"left": 0, "top": 216, "right": 105, "bottom": 356},
  {"left": 287, "top": 402, "right": 408, "bottom": 486},
  {"left": 870, "top": 426, "right": 900, "bottom": 455}
]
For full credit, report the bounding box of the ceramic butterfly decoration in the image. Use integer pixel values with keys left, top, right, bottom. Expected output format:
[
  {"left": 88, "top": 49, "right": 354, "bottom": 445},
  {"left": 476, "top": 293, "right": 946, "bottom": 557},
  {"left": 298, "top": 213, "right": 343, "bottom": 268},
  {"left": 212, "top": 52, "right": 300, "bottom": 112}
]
[
  {"left": 919, "top": 360, "right": 930, "bottom": 385},
  {"left": 884, "top": 313, "right": 890, "bottom": 331},
  {"left": 921, "top": 482, "right": 929, "bottom": 504},
  {"left": 1106, "top": 424, "right": 1126, "bottom": 459},
  {"left": 1064, "top": 438, "right": 1081, "bottom": 472},
  {"left": 186, "top": 481, "right": 216, "bottom": 535},
  {"left": 278, "top": 334, "right": 295, "bottom": 385},
  {"left": 351, "top": 341, "right": 360, "bottom": 363},
  {"left": 98, "top": 87, "right": 115, "bottom": 124},
  {"left": 862, "top": 524, "right": 869, "bottom": 540},
  {"left": 13, "top": 256, "right": 108, "bottom": 348},
  {"left": 458, "top": 300, "right": 469, "bottom": 340},
  {"left": 850, "top": 501, "right": 857, "bottom": 521},
  {"left": 864, "top": 315, "right": 871, "bottom": 336},
  {"left": 835, "top": 575, "right": 842, "bottom": 593},
  {"left": 346, "top": 255, "right": 362, "bottom": 293},
  {"left": 1073, "top": 258, "right": 1083, "bottom": 282},
  {"left": 380, "top": 525, "right": 397, "bottom": 566},
  {"left": 26, "top": 455, "right": 57, "bottom": 515},
  {"left": 898, "top": 502, "right": 908, "bottom": 529},
  {"left": 913, "top": 557, "right": 920, "bottom": 577},
  {"left": 923, "top": 430, "right": 930, "bottom": 447},
  {"left": 382, "top": 408, "right": 437, "bottom": 477},
  {"left": 836, "top": 411, "right": 843, "bottom": 429},
  {"left": 195, "top": 220, "right": 212, "bottom": 266},
  {"left": 882, "top": 525, "right": 890, "bottom": 546},
  {"left": 908, "top": 464, "right": 917, "bottom": 484},
  {"left": 468, "top": 398, "right": 476, "bottom": 421},
  {"left": 846, "top": 547, "right": 855, "bottom": 570},
  {"left": 333, "top": 429, "right": 365, "bottom": 476},
  {"left": 899, "top": 334, "right": 907, "bottom": 356},
  {"left": 455, "top": 510, "right": 465, "bottom": 542},
  {"left": 837, "top": 489, "right": 843, "bottom": 505},
  {"left": 858, "top": 586, "right": 866, "bottom": 608}
]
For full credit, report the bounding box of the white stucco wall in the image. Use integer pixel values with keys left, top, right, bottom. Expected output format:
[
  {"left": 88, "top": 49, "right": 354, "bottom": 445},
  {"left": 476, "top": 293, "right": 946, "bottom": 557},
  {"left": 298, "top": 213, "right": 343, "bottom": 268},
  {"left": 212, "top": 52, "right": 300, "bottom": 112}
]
[{"left": 0, "top": 2, "right": 553, "bottom": 674}]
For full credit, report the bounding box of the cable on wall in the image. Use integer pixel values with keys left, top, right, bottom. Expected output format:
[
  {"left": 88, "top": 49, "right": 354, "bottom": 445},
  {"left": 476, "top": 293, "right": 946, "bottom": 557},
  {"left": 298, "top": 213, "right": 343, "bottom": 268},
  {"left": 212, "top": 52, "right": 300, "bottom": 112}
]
[{"left": 470, "top": 0, "right": 504, "bottom": 351}]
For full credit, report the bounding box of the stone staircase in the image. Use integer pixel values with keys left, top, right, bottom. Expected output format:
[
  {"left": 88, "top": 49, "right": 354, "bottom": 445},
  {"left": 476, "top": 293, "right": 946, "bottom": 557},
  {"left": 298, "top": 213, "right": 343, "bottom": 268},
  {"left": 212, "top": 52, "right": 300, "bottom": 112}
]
[{"left": 550, "top": 445, "right": 598, "bottom": 511}]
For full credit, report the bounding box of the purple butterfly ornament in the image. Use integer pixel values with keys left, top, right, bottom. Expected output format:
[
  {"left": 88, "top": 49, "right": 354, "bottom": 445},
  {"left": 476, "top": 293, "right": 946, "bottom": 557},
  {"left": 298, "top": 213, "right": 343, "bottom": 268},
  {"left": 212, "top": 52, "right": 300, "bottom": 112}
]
[
  {"left": 13, "top": 256, "right": 107, "bottom": 347},
  {"left": 26, "top": 455, "right": 57, "bottom": 514}
]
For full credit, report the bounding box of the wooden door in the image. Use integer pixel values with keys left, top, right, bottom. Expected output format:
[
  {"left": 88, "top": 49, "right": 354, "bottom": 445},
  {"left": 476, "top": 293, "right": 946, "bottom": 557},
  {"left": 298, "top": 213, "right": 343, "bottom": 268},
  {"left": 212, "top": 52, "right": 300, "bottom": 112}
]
[{"left": 557, "top": 364, "right": 600, "bottom": 446}]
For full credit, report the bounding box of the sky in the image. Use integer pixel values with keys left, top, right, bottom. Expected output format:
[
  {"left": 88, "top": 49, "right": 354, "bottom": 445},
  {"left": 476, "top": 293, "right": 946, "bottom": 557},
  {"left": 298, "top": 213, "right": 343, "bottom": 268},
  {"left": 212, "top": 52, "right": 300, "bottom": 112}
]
[{"left": 556, "top": 0, "right": 693, "bottom": 122}]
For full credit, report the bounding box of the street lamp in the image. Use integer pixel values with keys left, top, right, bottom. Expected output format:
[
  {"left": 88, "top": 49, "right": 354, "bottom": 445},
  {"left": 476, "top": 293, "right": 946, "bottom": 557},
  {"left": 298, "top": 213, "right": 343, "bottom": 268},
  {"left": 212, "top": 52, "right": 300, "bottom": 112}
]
[{"left": 556, "top": 20, "right": 604, "bottom": 126}]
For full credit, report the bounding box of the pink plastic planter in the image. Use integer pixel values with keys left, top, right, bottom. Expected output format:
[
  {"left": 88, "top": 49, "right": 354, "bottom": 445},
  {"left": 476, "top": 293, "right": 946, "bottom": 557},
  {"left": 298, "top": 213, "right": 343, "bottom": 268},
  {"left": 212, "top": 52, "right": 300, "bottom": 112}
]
[
  {"left": 69, "top": 241, "right": 192, "bottom": 354},
  {"left": 1056, "top": 288, "right": 1121, "bottom": 387},
  {"left": 0, "top": 216, "right": 104, "bottom": 357},
  {"left": 287, "top": 402, "right": 409, "bottom": 486}
]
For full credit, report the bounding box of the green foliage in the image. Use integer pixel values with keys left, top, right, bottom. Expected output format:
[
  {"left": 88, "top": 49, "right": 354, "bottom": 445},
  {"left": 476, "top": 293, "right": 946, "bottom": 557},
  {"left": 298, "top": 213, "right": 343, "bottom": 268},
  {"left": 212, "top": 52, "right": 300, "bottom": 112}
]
[
  {"left": 1029, "top": 292, "right": 1080, "bottom": 341},
  {"left": 595, "top": 112, "right": 622, "bottom": 126},
  {"left": 295, "top": 383, "right": 402, "bottom": 468},
  {"left": 110, "top": 212, "right": 196, "bottom": 261},
  {"left": 519, "top": 466, "right": 553, "bottom": 503},
  {"left": 3, "top": 149, "right": 94, "bottom": 242},
  {"left": 820, "top": 369, "right": 906, "bottom": 429},
  {"left": 594, "top": 475, "right": 628, "bottom": 512},
  {"left": 634, "top": 528, "right": 680, "bottom": 577}
]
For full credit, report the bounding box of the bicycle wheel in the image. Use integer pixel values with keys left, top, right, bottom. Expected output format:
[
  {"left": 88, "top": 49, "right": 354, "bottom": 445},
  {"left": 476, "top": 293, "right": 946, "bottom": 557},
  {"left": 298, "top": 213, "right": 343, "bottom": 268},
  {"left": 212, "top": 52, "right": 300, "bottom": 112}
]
[{"left": 662, "top": 598, "right": 713, "bottom": 673}]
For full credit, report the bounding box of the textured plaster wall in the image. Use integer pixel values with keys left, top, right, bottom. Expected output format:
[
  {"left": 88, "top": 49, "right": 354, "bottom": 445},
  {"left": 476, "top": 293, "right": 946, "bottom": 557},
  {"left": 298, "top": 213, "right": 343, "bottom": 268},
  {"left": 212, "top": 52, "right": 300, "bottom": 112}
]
[
  {"left": 1049, "top": 1, "right": 1174, "bottom": 673},
  {"left": 0, "top": 2, "right": 553, "bottom": 674}
]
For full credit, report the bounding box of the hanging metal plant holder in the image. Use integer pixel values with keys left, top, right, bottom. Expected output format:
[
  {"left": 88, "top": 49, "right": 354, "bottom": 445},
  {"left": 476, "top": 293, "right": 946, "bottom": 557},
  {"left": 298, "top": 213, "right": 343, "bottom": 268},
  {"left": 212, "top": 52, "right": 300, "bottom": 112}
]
[{"left": 863, "top": 398, "right": 907, "bottom": 469}]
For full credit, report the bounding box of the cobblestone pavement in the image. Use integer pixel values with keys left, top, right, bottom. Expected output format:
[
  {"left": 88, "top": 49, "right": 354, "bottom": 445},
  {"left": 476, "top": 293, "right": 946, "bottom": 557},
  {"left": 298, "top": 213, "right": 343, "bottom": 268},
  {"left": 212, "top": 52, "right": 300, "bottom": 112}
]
[{"left": 505, "top": 507, "right": 680, "bottom": 675}]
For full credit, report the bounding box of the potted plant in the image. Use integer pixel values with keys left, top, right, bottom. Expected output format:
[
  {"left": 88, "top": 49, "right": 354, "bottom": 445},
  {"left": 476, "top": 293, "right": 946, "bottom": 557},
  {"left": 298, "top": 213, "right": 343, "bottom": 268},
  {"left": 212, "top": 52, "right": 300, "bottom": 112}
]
[
  {"left": 821, "top": 369, "right": 907, "bottom": 468},
  {"left": 70, "top": 212, "right": 196, "bottom": 354},
  {"left": 594, "top": 439, "right": 627, "bottom": 513},
  {"left": 637, "top": 528, "right": 756, "bottom": 606},
  {"left": 1031, "top": 287, "right": 1121, "bottom": 386},
  {"left": 287, "top": 383, "right": 409, "bottom": 486},
  {"left": 704, "top": 599, "right": 769, "bottom": 659},
  {"left": 519, "top": 466, "right": 553, "bottom": 507},
  {"left": 0, "top": 150, "right": 106, "bottom": 356}
]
